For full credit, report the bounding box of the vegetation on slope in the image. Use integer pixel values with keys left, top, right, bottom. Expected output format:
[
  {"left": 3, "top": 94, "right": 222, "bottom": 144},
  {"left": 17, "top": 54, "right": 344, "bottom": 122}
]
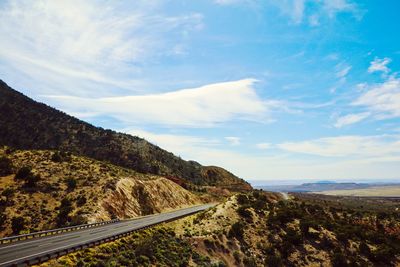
[
  {"left": 31, "top": 190, "right": 400, "bottom": 266},
  {"left": 175, "top": 191, "right": 400, "bottom": 266},
  {"left": 0, "top": 147, "right": 203, "bottom": 237},
  {"left": 0, "top": 80, "right": 251, "bottom": 191},
  {"left": 36, "top": 227, "right": 224, "bottom": 267}
]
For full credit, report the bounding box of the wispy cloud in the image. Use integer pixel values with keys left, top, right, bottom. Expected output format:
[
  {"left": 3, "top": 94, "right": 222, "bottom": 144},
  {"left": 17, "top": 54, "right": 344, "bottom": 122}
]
[
  {"left": 46, "top": 79, "right": 280, "bottom": 127},
  {"left": 278, "top": 135, "right": 400, "bottom": 158},
  {"left": 127, "top": 130, "right": 400, "bottom": 180},
  {"left": 256, "top": 143, "right": 271, "bottom": 150},
  {"left": 334, "top": 112, "right": 370, "bottom": 128},
  {"left": 368, "top": 57, "right": 391, "bottom": 74},
  {"left": 353, "top": 77, "right": 400, "bottom": 119},
  {"left": 268, "top": 0, "right": 361, "bottom": 26},
  {"left": 336, "top": 64, "right": 352, "bottom": 78},
  {"left": 125, "top": 129, "right": 219, "bottom": 158},
  {"left": 225, "top": 137, "right": 241, "bottom": 146},
  {"left": 0, "top": 0, "right": 203, "bottom": 96}
]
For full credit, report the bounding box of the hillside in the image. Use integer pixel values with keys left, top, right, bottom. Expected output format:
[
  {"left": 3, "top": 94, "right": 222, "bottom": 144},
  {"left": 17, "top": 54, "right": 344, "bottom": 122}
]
[
  {"left": 0, "top": 147, "right": 206, "bottom": 237},
  {"left": 0, "top": 80, "right": 251, "bottom": 191},
  {"left": 41, "top": 191, "right": 400, "bottom": 266}
]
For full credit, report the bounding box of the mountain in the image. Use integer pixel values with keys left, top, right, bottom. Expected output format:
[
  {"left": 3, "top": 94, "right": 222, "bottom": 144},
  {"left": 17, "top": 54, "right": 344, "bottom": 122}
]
[
  {"left": 0, "top": 147, "right": 205, "bottom": 237},
  {"left": 0, "top": 80, "right": 251, "bottom": 191},
  {"left": 256, "top": 182, "right": 371, "bottom": 192}
]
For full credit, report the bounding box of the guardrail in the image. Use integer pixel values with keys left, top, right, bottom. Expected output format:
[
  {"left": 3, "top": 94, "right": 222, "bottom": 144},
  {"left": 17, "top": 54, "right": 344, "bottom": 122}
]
[
  {"left": 1, "top": 205, "right": 211, "bottom": 267},
  {"left": 0, "top": 219, "right": 120, "bottom": 244}
]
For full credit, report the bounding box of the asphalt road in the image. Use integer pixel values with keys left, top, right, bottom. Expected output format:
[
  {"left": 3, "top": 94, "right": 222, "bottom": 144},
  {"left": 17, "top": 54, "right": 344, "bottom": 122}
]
[{"left": 0, "top": 204, "right": 214, "bottom": 267}]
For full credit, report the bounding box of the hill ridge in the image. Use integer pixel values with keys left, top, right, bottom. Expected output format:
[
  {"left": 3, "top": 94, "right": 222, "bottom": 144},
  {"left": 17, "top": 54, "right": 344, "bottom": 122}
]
[{"left": 0, "top": 79, "right": 251, "bottom": 191}]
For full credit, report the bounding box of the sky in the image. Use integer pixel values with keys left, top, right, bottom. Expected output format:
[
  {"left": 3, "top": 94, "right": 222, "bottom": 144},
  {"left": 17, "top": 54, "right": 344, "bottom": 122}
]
[{"left": 1, "top": 0, "right": 400, "bottom": 182}]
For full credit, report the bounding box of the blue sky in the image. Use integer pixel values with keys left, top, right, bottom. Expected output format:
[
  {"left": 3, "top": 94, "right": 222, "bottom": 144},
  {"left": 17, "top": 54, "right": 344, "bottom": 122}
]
[{"left": 1, "top": 0, "right": 400, "bottom": 182}]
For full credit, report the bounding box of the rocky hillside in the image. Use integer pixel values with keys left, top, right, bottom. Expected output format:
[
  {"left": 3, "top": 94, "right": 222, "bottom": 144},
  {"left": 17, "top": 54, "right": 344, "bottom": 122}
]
[
  {"left": 176, "top": 192, "right": 400, "bottom": 266},
  {"left": 0, "top": 80, "right": 251, "bottom": 191},
  {"left": 0, "top": 147, "right": 204, "bottom": 237},
  {"left": 34, "top": 191, "right": 400, "bottom": 266}
]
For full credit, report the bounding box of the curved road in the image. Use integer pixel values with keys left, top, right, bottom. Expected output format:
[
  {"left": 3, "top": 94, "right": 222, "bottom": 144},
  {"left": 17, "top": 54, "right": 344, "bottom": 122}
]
[{"left": 0, "top": 204, "right": 214, "bottom": 267}]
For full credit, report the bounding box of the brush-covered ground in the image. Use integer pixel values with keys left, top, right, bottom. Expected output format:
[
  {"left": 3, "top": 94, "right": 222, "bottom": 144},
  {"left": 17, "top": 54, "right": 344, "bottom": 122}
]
[
  {"left": 0, "top": 146, "right": 223, "bottom": 237},
  {"left": 317, "top": 185, "right": 400, "bottom": 197},
  {"left": 38, "top": 190, "right": 400, "bottom": 267}
]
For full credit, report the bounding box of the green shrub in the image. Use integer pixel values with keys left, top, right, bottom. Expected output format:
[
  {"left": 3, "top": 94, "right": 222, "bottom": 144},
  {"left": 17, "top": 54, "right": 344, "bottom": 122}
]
[
  {"left": 237, "top": 206, "right": 252, "bottom": 221},
  {"left": 65, "top": 177, "right": 77, "bottom": 190},
  {"left": 0, "top": 156, "right": 14, "bottom": 176},
  {"left": 233, "top": 251, "right": 241, "bottom": 263},
  {"left": 265, "top": 252, "right": 283, "bottom": 267},
  {"left": 11, "top": 216, "right": 25, "bottom": 234},
  {"left": 243, "top": 256, "right": 257, "bottom": 267},
  {"left": 57, "top": 197, "right": 73, "bottom": 227},
  {"left": 228, "top": 221, "right": 245, "bottom": 239},
  {"left": 15, "top": 166, "right": 31, "bottom": 180}
]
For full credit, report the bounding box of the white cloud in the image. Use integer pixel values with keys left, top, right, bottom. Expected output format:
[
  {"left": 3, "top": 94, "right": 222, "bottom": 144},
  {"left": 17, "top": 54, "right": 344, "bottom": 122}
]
[
  {"left": 126, "top": 130, "right": 400, "bottom": 180},
  {"left": 336, "top": 65, "right": 352, "bottom": 78},
  {"left": 214, "top": 0, "right": 243, "bottom": 5},
  {"left": 278, "top": 135, "right": 400, "bottom": 157},
  {"left": 256, "top": 143, "right": 271, "bottom": 149},
  {"left": 323, "top": 0, "right": 357, "bottom": 17},
  {"left": 225, "top": 137, "right": 241, "bottom": 146},
  {"left": 308, "top": 14, "right": 320, "bottom": 26},
  {"left": 353, "top": 77, "right": 400, "bottom": 119},
  {"left": 125, "top": 129, "right": 219, "bottom": 157},
  {"left": 0, "top": 0, "right": 203, "bottom": 96},
  {"left": 46, "top": 79, "right": 279, "bottom": 127},
  {"left": 334, "top": 112, "right": 370, "bottom": 128},
  {"left": 368, "top": 57, "right": 391, "bottom": 74},
  {"left": 268, "top": 0, "right": 360, "bottom": 25}
]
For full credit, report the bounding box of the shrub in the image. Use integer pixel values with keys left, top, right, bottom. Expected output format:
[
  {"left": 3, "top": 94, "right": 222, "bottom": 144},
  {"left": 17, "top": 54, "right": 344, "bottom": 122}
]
[
  {"left": 51, "top": 151, "right": 71, "bottom": 163},
  {"left": 0, "top": 212, "right": 6, "bottom": 229},
  {"left": 228, "top": 221, "right": 245, "bottom": 239},
  {"left": 243, "top": 256, "right": 257, "bottom": 267},
  {"left": 359, "top": 242, "right": 371, "bottom": 257},
  {"left": 233, "top": 251, "right": 241, "bottom": 263},
  {"left": 57, "top": 197, "right": 73, "bottom": 227},
  {"left": 1, "top": 187, "right": 15, "bottom": 202},
  {"left": 76, "top": 195, "right": 87, "bottom": 206},
  {"left": 24, "top": 173, "right": 40, "bottom": 188},
  {"left": 15, "top": 166, "right": 31, "bottom": 180},
  {"left": 237, "top": 194, "right": 249, "bottom": 205},
  {"left": 11, "top": 216, "right": 25, "bottom": 234},
  {"left": 265, "top": 252, "right": 283, "bottom": 267},
  {"left": 237, "top": 206, "right": 252, "bottom": 221},
  {"left": 331, "top": 250, "right": 348, "bottom": 267},
  {"left": 0, "top": 156, "right": 14, "bottom": 176},
  {"left": 66, "top": 177, "right": 77, "bottom": 190}
]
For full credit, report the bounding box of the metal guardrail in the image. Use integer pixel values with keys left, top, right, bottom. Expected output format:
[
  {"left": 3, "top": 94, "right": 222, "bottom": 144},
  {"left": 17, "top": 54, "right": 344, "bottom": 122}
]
[
  {"left": 1, "top": 205, "right": 211, "bottom": 267},
  {"left": 0, "top": 219, "right": 120, "bottom": 244}
]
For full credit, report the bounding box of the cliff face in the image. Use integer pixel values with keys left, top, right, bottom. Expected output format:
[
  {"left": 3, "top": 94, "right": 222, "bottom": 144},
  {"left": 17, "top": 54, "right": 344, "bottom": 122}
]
[
  {"left": 0, "top": 148, "right": 202, "bottom": 237},
  {"left": 0, "top": 80, "right": 251, "bottom": 191},
  {"left": 93, "top": 177, "right": 200, "bottom": 221}
]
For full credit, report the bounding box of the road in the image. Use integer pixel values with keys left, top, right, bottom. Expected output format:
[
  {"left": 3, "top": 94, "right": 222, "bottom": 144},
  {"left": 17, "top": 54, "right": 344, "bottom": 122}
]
[{"left": 0, "top": 204, "right": 214, "bottom": 267}]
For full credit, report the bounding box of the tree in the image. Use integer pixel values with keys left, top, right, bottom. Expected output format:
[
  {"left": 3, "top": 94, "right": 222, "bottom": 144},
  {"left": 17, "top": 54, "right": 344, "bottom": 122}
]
[{"left": 11, "top": 216, "right": 25, "bottom": 234}]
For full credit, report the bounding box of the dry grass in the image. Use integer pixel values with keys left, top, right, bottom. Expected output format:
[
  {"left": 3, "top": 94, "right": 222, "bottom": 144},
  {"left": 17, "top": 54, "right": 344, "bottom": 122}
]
[
  {"left": 318, "top": 185, "right": 400, "bottom": 197},
  {"left": 0, "top": 147, "right": 204, "bottom": 237}
]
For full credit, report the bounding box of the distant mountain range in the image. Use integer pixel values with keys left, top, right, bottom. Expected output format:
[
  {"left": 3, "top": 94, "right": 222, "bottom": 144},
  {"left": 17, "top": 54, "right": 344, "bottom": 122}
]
[
  {"left": 0, "top": 80, "right": 251, "bottom": 191},
  {"left": 254, "top": 182, "right": 398, "bottom": 192}
]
